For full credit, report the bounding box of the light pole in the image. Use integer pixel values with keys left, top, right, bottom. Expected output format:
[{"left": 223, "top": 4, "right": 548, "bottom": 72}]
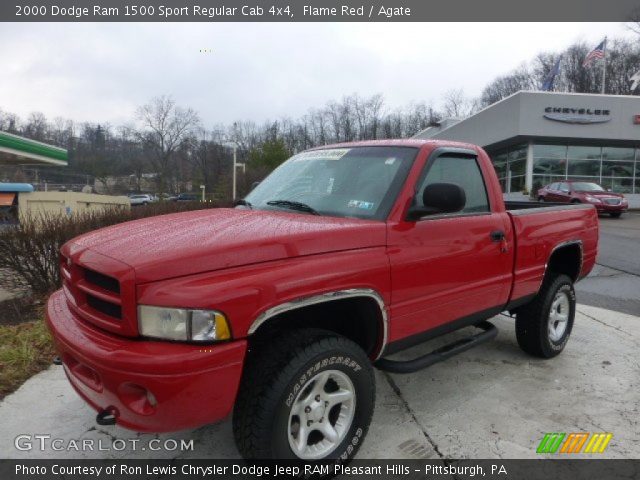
[
  {"left": 200, "top": 184, "right": 206, "bottom": 202},
  {"left": 223, "top": 141, "right": 245, "bottom": 201}
]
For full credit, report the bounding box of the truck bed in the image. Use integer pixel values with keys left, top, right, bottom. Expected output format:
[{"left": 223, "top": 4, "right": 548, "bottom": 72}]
[{"left": 505, "top": 201, "right": 599, "bottom": 303}]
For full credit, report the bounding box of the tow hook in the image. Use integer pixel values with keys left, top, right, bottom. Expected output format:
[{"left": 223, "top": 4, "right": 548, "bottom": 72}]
[
  {"left": 52, "top": 356, "right": 63, "bottom": 365},
  {"left": 96, "top": 408, "right": 118, "bottom": 426}
]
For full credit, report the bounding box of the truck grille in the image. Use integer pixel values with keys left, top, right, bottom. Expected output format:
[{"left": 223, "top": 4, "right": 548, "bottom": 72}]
[
  {"left": 603, "top": 198, "right": 621, "bottom": 205},
  {"left": 60, "top": 248, "right": 137, "bottom": 336}
]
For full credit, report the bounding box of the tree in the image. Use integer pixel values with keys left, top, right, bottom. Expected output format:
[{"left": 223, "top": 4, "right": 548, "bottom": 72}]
[
  {"left": 442, "top": 89, "right": 477, "bottom": 118},
  {"left": 136, "top": 96, "right": 200, "bottom": 193},
  {"left": 249, "top": 138, "right": 290, "bottom": 170},
  {"left": 480, "top": 65, "right": 536, "bottom": 106}
]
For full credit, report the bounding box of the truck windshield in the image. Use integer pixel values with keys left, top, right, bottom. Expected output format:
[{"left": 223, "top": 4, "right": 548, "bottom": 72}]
[{"left": 243, "top": 146, "right": 418, "bottom": 220}]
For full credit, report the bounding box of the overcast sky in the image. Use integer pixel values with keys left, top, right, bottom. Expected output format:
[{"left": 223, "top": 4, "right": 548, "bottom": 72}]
[{"left": 0, "top": 22, "right": 634, "bottom": 129}]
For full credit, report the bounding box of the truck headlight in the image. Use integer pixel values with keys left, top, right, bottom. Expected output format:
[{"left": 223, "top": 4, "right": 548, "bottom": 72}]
[{"left": 138, "top": 306, "right": 231, "bottom": 342}]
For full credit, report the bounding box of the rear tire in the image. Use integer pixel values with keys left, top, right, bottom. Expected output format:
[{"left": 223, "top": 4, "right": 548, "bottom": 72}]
[
  {"left": 233, "top": 329, "right": 375, "bottom": 461},
  {"left": 570, "top": 199, "right": 581, "bottom": 204},
  {"left": 609, "top": 212, "right": 622, "bottom": 218},
  {"left": 515, "top": 274, "right": 575, "bottom": 358},
  {"left": 538, "top": 196, "right": 545, "bottom": 202}
]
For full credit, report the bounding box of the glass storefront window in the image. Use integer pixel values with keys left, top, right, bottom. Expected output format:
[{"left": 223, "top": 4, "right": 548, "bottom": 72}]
[
  {"left": 509, "top": 144, "right": 528, "bottom": 161},
  {"left": 602, "top": 147, "right": 635, "bottom": 161},
  {"left": 533, "top": 158, "right": 566, "bottom": 175},
  {"left": 567, "top": 146, "right": 602, "bottom": 160},
  {"left": 602, "top": 160, "right": 634, "bottom": 177},
  {"left": 533, "top": 144, "right": 566, "bottom": 159},
  {"left": 567, "top": 159, "right": 600, "bottom": 176},
  {"left": 601, "top": 177, "right": 633, "bottom": 194},
  {"left": 510, "top": 175, "right": 526, "bottom": 193},
  {"left": 493, "top": 144, "right": 639, "bottom": 194},
  {"left": 492, "top": 152, "right": 507, "bottom": 179},
  {"left": 508, "top": 158, "right": 526, "bottom": 177}
]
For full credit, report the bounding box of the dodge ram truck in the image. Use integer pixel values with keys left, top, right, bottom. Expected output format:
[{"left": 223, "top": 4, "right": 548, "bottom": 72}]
[{"left": 46, "top": 139, "right": 598, "bottom": 461}]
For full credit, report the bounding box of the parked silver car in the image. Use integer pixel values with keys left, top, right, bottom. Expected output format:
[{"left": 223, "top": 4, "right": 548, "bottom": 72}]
[{"left": 128, "top": 194, "right": 156, "bottom": 206}]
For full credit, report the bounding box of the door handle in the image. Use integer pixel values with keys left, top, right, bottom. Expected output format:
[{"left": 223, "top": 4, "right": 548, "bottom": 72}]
[{"left": 490, "top": 230, "right": 505, "bottom": 242}]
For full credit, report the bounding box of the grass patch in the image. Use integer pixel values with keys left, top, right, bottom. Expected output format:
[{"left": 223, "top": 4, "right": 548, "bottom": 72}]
[{"left": 0, "top": 318, "right": 55, "bottom": 400}]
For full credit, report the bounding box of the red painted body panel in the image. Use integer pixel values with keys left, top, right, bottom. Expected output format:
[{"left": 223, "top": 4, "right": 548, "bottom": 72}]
[
  {"left": 45, "top": 138, "right": 599, "bottom": 433},
  {"left": 69, "top": 208, "right": 387, "bottom": 283},
  {"left": 508, "top": 208, "right": 598, "bottom": 300},
  {"left": 46, "top": 290, "right": 245, "bottom": 432}
]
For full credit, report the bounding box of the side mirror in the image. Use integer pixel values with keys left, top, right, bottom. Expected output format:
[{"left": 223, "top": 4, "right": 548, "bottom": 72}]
[
  {"left": 407, "top": 183, "right": 466, "bottom": 220},
  {"left": 251, "top": 181, "right": 261, "bottom": 191}
]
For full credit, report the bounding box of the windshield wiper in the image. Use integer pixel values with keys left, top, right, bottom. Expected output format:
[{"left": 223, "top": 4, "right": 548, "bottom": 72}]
[
  {"left": 266, "top": 200, "right": 320, "bottom": 215},
  {"left": 234, "top": 199, "right": 253, "bottom": 209}
]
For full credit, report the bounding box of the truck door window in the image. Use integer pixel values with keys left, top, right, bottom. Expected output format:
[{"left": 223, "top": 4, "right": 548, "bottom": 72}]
[{"left": 417, "top": 155, "right": 490, "bottom": 214}]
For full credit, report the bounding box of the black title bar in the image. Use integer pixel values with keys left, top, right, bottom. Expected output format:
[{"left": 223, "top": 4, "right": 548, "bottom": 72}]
[
  {"left": 1, "top": 459, "right": 640, "bottom": 480},
  {"left": 1, "top": 0, "right": 640, "bottom": 22}
]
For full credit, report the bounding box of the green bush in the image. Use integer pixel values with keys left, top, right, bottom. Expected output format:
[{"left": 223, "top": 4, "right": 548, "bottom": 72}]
[{"left": 0, "top": 201, "right": 230, "bottom": 295}]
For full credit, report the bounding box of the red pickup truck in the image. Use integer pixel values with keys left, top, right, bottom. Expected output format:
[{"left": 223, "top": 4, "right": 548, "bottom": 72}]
[{"left": 46, "top": 139, "right": 598, "bottom": 462}]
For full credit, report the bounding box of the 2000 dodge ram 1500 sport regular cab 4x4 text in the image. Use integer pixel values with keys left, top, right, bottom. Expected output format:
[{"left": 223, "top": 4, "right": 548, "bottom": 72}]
[{"left": 46, "top": 139, "right": 598, "bottom": 461}]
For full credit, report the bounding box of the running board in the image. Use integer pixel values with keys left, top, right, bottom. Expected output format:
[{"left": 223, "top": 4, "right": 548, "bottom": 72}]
[{"left": 375, "top": 321, "right": 498, "bottom": 374}]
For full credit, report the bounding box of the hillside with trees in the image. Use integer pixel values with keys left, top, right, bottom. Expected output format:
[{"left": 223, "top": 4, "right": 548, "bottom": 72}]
[{"left": 2, "top": 35, "right": 639, "bottom": 200}]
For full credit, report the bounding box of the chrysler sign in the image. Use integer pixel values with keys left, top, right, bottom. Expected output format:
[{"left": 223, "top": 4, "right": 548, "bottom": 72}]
[{"left": 544, "top": 107, "right": 612, "bottom": 124}]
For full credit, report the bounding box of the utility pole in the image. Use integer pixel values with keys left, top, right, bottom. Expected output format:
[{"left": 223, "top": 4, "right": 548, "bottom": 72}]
[{"left": 223, "top": 141, "right": 246, "bottom": 201}]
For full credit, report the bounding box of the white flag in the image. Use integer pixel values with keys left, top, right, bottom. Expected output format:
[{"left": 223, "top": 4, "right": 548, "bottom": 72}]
[{"left": 631, "top": 70, "right": 640, "bottom": 91}]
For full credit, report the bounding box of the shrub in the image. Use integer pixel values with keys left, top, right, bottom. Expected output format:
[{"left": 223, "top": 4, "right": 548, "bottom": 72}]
[{"left": 0, "top": 201, "right": 230, "bottom": 295}]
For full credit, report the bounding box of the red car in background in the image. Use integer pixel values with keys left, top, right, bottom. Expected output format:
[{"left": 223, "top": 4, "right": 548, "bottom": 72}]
[{"left": 537, "top": 181, "right": 628, "bottom": 218}]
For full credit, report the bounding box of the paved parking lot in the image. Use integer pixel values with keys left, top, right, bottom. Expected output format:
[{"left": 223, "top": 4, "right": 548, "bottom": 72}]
[
  {"left": 1, "top": 304, "right": 638, "bottom": 459},
  {"left": 576, "top": 213, "right": 640, "bottom": 316}
]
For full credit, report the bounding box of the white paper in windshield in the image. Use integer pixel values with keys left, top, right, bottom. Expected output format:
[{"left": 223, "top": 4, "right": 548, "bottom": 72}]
[{"left": 291, "top": 148, "right": 350, "bottom": 162}]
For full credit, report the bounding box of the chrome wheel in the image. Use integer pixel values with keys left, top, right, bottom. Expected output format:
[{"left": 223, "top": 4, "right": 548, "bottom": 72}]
[
  {"left": 287, "top": 369, "right": 356, "bottom": 459},
  {"left": 548, "top": 290, "right": 570, "bottom": 342}
]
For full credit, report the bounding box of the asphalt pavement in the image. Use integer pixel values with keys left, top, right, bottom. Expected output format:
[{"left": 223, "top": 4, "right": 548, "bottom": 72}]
[{"left": 575, "top": 212, "right": 640, "bottom": 316}]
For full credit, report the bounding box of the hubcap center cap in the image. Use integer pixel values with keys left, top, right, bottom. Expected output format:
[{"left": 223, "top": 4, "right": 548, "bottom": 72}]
[{"left": 306, "top": 401, "right": 326, "bottom": 422}]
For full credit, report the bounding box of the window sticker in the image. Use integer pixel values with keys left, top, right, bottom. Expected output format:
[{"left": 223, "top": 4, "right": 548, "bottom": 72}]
[
  {"left": 385, "top": 157, "right": 396, "bottom": 165},
  {"left": 326, "top": 177, "right": 335, "bottom": 194},
  {"left": 347, "top": 200, "right": 375, "bottom": 210},
  {"left": 291, "top": 148, "right": 350, "bottom": 162}
]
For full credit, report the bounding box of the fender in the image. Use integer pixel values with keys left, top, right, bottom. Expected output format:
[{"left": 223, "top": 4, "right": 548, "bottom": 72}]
[{"left": 248, "top": 288, "right": 389, "bottom": 360}]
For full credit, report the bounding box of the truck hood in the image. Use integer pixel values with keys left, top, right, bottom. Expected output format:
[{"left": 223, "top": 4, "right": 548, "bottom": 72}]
[{"left": 68, "top": 208, "right": 386, "bottom": 282}]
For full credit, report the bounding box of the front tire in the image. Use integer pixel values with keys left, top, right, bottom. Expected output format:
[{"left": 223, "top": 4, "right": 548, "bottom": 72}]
[
  {"left": 515, "top": 274, "right": 575, "bottom": 358},
  {"left": 233, "top": 329, "right": 375, "bottom": 461},
  {"left": 609, "top": 212, "right": 622, "bottom": 218}
]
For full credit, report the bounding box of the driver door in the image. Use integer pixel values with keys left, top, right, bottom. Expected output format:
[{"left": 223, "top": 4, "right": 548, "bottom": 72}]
[{"left": 387, "top": 151, "right": 514, "bottom": 341}]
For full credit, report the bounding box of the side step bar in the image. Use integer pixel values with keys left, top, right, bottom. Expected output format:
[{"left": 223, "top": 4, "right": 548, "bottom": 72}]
[{"left": 376, "top": 321, "right": 498, "bottom": 374}]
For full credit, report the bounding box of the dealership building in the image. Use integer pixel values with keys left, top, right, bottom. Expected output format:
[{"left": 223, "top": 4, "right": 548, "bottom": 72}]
[{"left": 414, "top": 91, "right": 640, "bottom": 207}]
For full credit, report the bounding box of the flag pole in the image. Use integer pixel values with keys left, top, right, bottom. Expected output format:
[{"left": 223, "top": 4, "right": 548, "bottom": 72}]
[{"left": 601, "top": 37, "right": 607, "bottom": 95}]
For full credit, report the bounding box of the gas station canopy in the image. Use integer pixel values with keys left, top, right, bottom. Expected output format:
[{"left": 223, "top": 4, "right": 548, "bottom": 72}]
[{"left": 0, "top": 131, "right": 68, "bottom": 166}]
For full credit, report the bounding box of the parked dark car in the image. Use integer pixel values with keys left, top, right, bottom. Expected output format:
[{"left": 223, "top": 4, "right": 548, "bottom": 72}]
[
  {"left": 537, "top": 181, "right": 628, "bottom": 218},
  {"left": 176, "top": 193, "right": 199, "bottom": 202}
]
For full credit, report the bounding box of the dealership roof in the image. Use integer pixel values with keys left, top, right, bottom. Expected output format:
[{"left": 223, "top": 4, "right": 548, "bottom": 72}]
[
  {"left": 414, "top": 91, "right": 640, "bottom": 150},
  {"left": 0, "top": 131, "right": 68, "bottom": 166}
]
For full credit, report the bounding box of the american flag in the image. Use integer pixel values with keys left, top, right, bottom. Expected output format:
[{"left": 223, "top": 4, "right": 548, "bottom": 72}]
[{"left": 583, "top": 39, "right": 606, "bottom": 68}]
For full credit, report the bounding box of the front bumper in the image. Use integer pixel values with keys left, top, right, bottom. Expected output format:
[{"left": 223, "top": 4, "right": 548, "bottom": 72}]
[
  {"left": 46, "top": 290, "right": 246, "bottom": 433},
  {"left": 593, "top": 202, "right": 628, "bottom": 212}
]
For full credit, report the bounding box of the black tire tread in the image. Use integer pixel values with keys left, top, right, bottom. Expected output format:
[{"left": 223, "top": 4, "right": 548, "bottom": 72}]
[
  {"left": 515, "top": 274, "right": 573, "bottom": 358},
  {"left": 233, "top": 329, "right": 374, "bottom": 459}
]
